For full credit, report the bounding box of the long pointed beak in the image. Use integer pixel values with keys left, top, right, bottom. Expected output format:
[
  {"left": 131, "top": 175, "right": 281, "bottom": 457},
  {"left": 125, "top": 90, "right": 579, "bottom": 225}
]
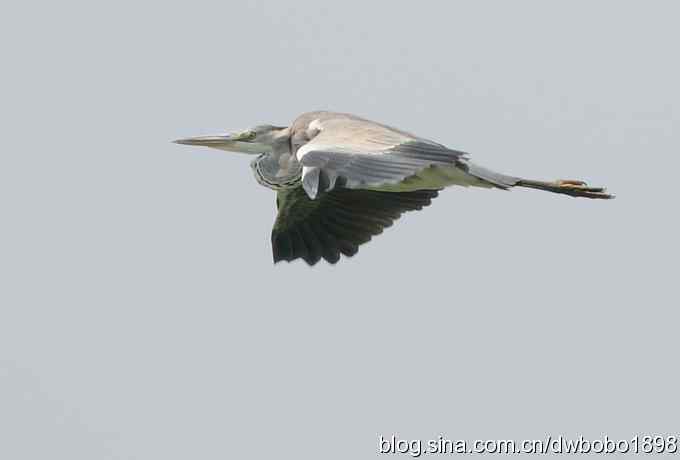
[{"left": 173, "top": 134, "right": 233, "bottom": 146}]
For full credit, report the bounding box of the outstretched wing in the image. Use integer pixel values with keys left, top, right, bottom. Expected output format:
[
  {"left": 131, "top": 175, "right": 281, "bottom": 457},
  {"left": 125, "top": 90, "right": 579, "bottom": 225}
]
[
  {"left": 293, "top": 113, "right": 467, "bottom": 198},
  {"left": 271, "top": 185, "right": 440, "bottom": 265}
]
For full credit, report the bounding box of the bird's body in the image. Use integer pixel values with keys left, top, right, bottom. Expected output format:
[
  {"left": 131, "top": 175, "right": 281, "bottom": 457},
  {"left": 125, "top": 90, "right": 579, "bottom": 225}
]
[{"left": 175, "top": 111, "right": 612, "bottom": 265}]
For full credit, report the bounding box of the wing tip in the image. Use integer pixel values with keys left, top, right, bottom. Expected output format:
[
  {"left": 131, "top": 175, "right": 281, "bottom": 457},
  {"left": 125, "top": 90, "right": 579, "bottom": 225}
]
[{"left": 271, "top": 188, "right": 438, "bottom": 267}]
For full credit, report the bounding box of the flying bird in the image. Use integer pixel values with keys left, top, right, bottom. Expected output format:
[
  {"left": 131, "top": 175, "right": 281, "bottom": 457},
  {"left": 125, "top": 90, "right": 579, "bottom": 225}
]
[{"left": 174, "top": 111, "right": 612, "bottom": 265}]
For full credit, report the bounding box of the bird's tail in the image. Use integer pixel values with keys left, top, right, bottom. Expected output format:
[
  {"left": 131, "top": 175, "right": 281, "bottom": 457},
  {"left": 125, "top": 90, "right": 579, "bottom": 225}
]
[{"left": 461, "top": 162, "right": 613, "bottom": 199}]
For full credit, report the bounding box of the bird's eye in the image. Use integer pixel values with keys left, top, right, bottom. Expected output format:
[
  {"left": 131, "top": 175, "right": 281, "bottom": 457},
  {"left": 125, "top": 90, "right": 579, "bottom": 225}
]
[{"left": 245, "top": 131, "right": 257, "bottom": 141}]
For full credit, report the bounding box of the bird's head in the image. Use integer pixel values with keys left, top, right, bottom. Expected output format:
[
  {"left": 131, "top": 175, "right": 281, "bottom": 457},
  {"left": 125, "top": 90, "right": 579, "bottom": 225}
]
[{"left": 173, "top": 124, "right": 287, "bottom": 154}]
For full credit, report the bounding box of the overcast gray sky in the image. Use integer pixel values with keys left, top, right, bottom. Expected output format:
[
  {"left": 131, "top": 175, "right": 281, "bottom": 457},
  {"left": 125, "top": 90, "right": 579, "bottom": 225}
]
[{"left": 2, "top": 1, "right": 679, "bottom": 459}]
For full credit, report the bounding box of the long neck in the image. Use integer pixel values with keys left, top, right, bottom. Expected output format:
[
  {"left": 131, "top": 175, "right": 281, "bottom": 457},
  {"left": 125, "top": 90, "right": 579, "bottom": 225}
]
[{"left": 250, "top": 152, "right": 302, "bottom": 191}]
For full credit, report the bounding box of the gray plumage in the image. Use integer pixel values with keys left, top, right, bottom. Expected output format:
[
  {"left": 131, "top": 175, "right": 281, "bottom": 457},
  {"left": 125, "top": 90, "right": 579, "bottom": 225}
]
[{"left": 174, "top": 111, "right": 612, "bottom": 265}]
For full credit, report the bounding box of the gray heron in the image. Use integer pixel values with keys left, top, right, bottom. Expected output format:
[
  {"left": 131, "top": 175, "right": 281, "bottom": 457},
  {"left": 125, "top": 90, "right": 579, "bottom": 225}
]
[{"left": 175, "top": 111, "right": 612, "bottom": 266}]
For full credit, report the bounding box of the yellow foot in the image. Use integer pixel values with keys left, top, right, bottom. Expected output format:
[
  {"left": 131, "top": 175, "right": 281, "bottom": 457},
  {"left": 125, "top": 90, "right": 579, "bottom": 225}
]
[
  {"left": 554, "top": 179, "right": 613, "bottom": 198},
  {"left": 556, "top": 179, "right": 588, "bottom": 187}
]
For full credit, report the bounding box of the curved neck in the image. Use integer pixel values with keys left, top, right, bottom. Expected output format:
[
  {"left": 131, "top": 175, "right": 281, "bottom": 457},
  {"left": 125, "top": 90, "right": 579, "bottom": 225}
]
[{"left": 251, "top": 153, "right": 302, "bottom": 190}]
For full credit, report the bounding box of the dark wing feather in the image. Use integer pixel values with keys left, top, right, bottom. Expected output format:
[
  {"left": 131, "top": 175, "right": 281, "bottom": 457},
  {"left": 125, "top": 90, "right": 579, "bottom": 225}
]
[{"left": 271, "top": 186, "right": 440, "bottom": 265}]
